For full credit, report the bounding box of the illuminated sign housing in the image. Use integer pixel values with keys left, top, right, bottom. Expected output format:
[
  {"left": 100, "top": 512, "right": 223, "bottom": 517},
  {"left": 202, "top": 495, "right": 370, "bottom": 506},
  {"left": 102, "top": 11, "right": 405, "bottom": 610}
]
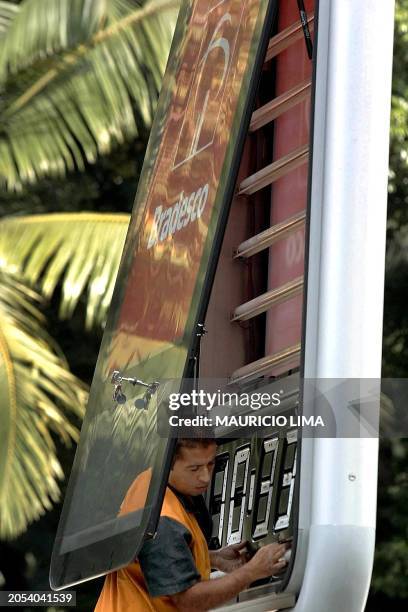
[
  {"left": 50, "top": 0, "right": 278, "bottom": 589},
  {"left": 50, "top": 1, "right": 395, "bottom": 609}
]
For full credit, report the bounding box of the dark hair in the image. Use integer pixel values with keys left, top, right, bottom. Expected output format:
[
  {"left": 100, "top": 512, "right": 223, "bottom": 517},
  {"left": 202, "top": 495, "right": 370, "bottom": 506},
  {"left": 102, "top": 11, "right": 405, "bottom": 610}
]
[{"left": 173, "top": 438, "right": 216, "bottom": 462}]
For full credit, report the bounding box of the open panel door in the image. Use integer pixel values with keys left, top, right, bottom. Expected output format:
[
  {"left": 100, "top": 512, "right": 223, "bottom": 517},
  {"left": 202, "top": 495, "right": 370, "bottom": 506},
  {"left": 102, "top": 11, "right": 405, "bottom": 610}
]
[{"left": 50, "top": 0, "right": 278, "bottom": 590}]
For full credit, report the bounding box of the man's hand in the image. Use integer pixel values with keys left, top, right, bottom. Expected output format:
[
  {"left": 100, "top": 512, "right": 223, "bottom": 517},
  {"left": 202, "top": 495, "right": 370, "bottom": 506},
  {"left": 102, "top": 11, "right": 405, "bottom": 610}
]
[
  {"left": 171, "top": 542, "right": 289, "bottom": 611},
  {"left": 246, "top": 542, "right": 288, "bottom": 581},
  {"left": 210, "top": 541, "right": 249, "bottom": 573}
]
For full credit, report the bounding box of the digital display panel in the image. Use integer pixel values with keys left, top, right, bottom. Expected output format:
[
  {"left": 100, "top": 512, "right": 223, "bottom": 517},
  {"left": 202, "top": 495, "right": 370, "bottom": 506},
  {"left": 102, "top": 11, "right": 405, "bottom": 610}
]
[
  {"left": 232, "top": 504, "right": 242, "bottom": 532},
  {"left": 278, "top": 487, "right": 290, "bottom": 515},
  {"left": 262, "top": 451, "right": 274, "bottom": 478},
  {"left": 212, "top": 513, "right": 221, "bottom": 536},
  {"left": 51, "top": 0, "right": 277, "bottom": 589},
  {"left": 214, "top": 471, "right": 225, "bottom": 498},
  {"left": 256, "top": 495, "right": 268, "bottom": 523},
  {"left": 284, "top": 443, "right": 297, "bottom": 470},
  {"left": 235, "top": 462, "right": 246, "bottom": 491}
]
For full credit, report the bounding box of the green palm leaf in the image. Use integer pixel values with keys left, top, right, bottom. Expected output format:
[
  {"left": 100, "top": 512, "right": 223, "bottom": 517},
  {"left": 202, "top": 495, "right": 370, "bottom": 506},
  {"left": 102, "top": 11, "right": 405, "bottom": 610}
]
[
  {"left": 0, "top": 272, "right": 87, "bottom": 538},
  {"left": 0, "top": 1, "right": 18, "bottom": 37},
  {"left": 0, "top": 212, "right": 130, "bottom": 328},
  {"left": 0, "top": 0, "right": 179, "bottom": 190}
]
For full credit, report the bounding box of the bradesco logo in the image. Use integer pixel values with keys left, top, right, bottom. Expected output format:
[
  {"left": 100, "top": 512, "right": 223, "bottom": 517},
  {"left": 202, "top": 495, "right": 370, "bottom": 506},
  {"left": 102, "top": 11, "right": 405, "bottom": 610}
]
[{"left": 147, "top": 183, "right": 209, "bottom": 249}]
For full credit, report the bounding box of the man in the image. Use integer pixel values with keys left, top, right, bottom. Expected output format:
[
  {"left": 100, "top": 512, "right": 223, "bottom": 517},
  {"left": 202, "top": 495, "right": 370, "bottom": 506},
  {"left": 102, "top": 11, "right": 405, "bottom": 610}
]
[{"left": 95, "top": 438, "right": 288, "bottom": 611}]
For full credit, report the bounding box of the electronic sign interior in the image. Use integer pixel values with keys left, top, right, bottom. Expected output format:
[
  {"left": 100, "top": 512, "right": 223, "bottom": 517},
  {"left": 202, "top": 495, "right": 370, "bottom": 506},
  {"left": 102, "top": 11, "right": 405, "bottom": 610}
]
[{"left": 50, "top": 0, "right": 278, "bottom": 589}]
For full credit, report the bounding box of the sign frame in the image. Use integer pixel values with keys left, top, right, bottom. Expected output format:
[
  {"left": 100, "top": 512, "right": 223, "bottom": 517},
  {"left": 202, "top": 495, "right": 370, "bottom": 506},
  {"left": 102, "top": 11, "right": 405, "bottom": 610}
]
[{"left": 50, "top": 0, "right": 279, "bottom": 590}]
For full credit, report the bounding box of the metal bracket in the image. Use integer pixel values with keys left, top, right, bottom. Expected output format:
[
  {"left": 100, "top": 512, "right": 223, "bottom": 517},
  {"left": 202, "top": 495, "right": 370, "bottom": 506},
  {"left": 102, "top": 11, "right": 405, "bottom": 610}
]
[
  {"left": 111, "top": 370, "right": 160, "bottom": 409},
  {"left": 196, "top": 323, "right": 207, "bottom": 338}
]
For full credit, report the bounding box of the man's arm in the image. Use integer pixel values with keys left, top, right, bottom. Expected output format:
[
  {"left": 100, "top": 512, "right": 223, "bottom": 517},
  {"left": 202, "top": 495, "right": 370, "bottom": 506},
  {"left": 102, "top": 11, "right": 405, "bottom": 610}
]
[
  {"left": 209, "top": 542, "right": 249, "bottom": 573},
  {"left": 171, "top": 543, "right": 287, "bottom": 612}
]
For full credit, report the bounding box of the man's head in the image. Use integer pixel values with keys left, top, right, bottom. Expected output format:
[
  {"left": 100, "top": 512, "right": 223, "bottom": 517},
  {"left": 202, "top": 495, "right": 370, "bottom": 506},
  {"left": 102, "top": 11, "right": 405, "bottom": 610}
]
[{"left": 168, "top": 438, "right": 217, "bottom": 497}]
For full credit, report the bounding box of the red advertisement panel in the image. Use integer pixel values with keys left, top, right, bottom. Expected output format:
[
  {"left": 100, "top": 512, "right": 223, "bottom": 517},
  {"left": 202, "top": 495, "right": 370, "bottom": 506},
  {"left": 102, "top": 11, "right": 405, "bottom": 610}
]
[
  {"left": 266, "top": 0, "right": 314, "bottom": 375},
  {"left": 109, "top": 0, "right": 265, "bottom": 374}
]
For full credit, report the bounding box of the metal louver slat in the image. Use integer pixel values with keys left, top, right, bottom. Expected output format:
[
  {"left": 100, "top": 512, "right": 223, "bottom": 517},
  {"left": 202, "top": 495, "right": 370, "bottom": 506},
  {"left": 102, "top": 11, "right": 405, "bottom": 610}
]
[
  {"left": 238, "top": 144, "right": 309, "bottom": 196},
  {"left": 231, "top": 277, "right": 303, "bottom": 322},
  {"left": 235, "top": 211, "right": 306, "bottom": 259},
  {"left": 250, "top": 79, "right": 311, "bottom": 132},
  {"left": 230, "top": 344, "right": 301, "bottom": 385}
]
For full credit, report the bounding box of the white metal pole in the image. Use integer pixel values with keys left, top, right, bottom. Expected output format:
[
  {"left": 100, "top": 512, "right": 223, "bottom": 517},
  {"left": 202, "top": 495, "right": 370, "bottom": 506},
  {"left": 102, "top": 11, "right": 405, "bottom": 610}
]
[{"left": 288, "top": 1, "right": 395, "bottom": 610}]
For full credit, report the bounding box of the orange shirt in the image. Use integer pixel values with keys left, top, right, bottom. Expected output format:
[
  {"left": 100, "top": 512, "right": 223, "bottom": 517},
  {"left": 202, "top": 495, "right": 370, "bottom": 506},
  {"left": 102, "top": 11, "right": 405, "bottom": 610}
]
[{"left": 95, "top": 476, "right": 211, "bottom": 612}]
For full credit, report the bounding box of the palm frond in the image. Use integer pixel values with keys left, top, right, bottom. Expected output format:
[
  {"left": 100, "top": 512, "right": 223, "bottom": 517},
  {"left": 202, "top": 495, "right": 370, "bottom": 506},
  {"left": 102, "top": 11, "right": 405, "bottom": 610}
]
[
  {"left": 0, "top": 0, "right": 179, "bottom": 190},
  {"left": 0, "top": 212, "right": 130, "bottom": 328},
  {"left": 0, "top": 1, "right": 19, "bottom": 38},
  {"left": 0, "top": 272, "right": 88, "bottom": 538}
]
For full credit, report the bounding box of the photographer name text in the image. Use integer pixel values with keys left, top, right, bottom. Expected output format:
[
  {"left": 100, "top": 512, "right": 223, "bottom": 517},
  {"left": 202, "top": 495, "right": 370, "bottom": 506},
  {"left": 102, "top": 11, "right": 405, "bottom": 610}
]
[{"left": 168, "top": 414, "right": 325, "bottom": 427}]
